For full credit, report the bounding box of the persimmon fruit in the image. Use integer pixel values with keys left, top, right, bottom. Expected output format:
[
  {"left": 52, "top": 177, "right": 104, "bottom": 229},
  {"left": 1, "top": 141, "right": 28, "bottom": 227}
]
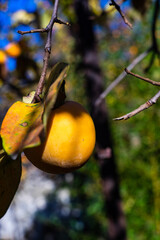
[
  {"left": 24, "top": 101, "right": 96, "bottom": 174},
  {"left": 0, "top": 50, "right": 6, "bottom": 64},
  {"left": 5, "top": 42, "right": 21, "bottom": 58}
]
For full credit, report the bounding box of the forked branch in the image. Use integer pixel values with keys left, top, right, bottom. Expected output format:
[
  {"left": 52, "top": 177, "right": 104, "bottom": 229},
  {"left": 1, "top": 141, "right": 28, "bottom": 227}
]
[
  {"left": 114, "top": 67, "right": 160, "bottom": 120},
  {"left": 18, "top": 0, "right": 70, "bottom": 103}
]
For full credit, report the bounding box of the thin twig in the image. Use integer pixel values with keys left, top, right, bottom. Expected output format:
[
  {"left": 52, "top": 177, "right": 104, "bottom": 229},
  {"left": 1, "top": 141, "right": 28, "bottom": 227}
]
[
  {"left": 18, "top": 0, "right": 70, "bottom": 103},
  {"left": 95, "top": 48, "right": 152, "bottom": 107},
  {"left": 145, "top": 0, "right": 160, "bottom": 71},
  {"left": 17, "top": 29, "right": 48, "bottom": 35},
  {"left": 125, "top": 68, "right": 160, "bottom": 86},
  {"left": 17, "top": 20, "right": 70, "bottom": 36},
  {"left": 114, "top": 90, "right": 160, "bottom": 120},
  {"left": 151, "top": 0, "right": 159, "bottom": 55},
  {"left": 55, "top": 18, "right": 71, "bottom": 26},
  {"left": 109, "top": 0, "right": 132, "bottom": 29},
  {"left": 32, "top": 0, "right": 59, "bottom": 102}
]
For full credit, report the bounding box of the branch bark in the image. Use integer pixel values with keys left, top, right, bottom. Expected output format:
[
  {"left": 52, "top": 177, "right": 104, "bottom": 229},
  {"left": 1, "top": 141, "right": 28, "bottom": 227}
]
[
  {"left": 114, "top": 90, "right": 160, "bottom": 120},
  {"left": 145, "top": 0, "right": 160, "bottom": 71},
  {"left": 125, "top": 68, "right": 160, "bottom": 86},
  {"left": 151, "top": 0, "right": 159, "bottom": 55},
  {"left": 18, "top": 0, "right": 70, "bottom": 103},
  {"left": 109, "top": 0, "right": 132, "bottom": 28}
]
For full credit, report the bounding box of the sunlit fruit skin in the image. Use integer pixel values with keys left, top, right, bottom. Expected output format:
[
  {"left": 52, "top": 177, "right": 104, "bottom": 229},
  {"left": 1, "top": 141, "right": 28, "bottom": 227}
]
[
  {"left": 5, "top": 42, "right": 21, "bottom": 58},
  {"left": 24, "top": 101, "right": 96, "bottom": 174}
]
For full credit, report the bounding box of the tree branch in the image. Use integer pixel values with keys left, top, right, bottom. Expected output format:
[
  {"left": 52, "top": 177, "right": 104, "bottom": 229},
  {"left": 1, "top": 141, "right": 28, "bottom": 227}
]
[
  {"left": 95, "top": 48, "right": 152, "bottom": 107},
  {"left": 18, "top": 0, "right": 70, "bottom": 103},
  {"left": 17, "top": 19, "right": 70, "bottom": 36},
  {"left": 151, "top": 0, "right": 159, "bottom": 55},
  {"left": 32, "top": 0, "right": 59, "bottom": 103},
  {"left": 145, "top": 0, "right": 160, "bottom": 71},
  {"left": 125, "top": 68, "right": 160, "bottom": 86},
  {"left": 114, "top": 90, "right": 160, "bottom": 120},
  {"left": 109, "top": 0, "right": 132, "bottom": 29},
  {"left": 17, "top": 28, "right": 48, "bottom": 35}
]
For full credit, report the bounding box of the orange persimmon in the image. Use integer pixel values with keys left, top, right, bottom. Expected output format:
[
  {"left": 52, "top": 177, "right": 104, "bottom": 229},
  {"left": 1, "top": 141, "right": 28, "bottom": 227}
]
[{"left": 24, "top": 101, "right": 96, "bottom": 174}]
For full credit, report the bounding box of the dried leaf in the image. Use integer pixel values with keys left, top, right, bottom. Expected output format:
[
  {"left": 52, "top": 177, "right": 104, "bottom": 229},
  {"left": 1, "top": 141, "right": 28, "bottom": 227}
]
[
  {"left": 1, "top": 101, "right": 43, "bottom": 158},
  {"left": 43, "top": 64, "right": 69, "bottom": 129},
  {"left": 22, "top": 91, "right": 36, "bottom": 103},
  {"left": 43, "top": 62, "right": 69, "bottom": 100},
  {"left": 0, "top": 138, "right": 22, "bottom": 219}
]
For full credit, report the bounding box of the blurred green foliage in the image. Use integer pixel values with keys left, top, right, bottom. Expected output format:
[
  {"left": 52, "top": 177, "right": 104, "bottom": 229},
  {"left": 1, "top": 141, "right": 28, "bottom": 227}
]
[{"left": 1, "top": 0, "right": 160, "bottom": 239}]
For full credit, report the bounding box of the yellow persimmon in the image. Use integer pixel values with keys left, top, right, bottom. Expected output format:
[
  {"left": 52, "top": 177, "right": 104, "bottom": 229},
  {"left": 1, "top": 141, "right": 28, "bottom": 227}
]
[
  {"left": 0, "top": 50, "right": 7, "bottom": 64},
  {"left": 5, "top": 42, "right": 21, "bottom": 58},
  {"left": 24, "top": 101, "right": 96, "bottom": 174}
]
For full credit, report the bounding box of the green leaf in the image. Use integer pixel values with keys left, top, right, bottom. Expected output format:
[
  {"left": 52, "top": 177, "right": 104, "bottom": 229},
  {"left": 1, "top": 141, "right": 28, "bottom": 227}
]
[{"left": 0, "top": 138, "right": 22, "bottom": 219}]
